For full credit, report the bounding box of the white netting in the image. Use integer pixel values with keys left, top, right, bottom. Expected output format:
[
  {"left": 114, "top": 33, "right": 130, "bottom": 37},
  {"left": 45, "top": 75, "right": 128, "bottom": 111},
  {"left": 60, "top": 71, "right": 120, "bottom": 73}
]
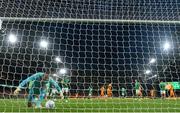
[{"left": 0, "top": 0, "right": 179, "bottom": 112}]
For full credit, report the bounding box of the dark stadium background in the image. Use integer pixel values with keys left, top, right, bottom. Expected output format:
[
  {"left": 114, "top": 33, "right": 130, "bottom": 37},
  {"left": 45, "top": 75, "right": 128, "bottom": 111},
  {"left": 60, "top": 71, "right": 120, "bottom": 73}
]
[{"left": 0, "top": 0, "right": 179, "bottom": 97}]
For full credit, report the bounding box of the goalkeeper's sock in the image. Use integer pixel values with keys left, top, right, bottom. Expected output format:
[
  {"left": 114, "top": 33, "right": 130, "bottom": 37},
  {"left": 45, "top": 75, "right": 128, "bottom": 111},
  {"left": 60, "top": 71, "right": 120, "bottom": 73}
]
[
  {"left": 35, "top": 95, "right": 44, "bottom": 108},
  {"left": 27, "top": 102, "right": 32, "bottom": 107},
  {"left": 35, "top": 99, "right": 43, "bottom": 108}
]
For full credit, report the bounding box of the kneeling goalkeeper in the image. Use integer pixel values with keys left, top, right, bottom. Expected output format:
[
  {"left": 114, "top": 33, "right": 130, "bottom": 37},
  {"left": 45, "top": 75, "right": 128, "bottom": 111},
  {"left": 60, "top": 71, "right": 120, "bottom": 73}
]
[{"left": 14, "top": 71, "right": 63, "bottom": 108}]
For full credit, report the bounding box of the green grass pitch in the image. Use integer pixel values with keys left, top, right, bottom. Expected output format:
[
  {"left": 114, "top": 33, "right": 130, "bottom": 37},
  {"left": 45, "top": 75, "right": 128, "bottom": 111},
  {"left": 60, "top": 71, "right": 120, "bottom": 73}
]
[{"left": 1, "top": 98, "right": 180, "bottom": 112}]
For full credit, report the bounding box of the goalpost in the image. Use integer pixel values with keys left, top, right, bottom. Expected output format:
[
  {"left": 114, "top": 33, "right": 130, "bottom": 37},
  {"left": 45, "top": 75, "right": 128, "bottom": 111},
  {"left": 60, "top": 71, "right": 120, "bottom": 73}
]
[
  {"left": 0, "top": 17, "right": 180, "bottom": 23},
  {"left": 0, "top": 0, "right": 180, "bottom": 112}
]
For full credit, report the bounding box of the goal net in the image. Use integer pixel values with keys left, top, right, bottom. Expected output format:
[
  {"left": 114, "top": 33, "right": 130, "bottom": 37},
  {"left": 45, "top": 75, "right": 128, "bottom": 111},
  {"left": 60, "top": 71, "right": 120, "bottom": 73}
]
[{"left": 0, "top": 0, "right": 180, "bottom": 112}]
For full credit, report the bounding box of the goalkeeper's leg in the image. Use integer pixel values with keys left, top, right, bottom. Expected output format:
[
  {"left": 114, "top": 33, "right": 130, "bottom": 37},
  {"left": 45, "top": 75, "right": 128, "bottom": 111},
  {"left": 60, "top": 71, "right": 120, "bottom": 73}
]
[
  {"left": 35, "top": 90, "right": 46, "bottom": 108},
  {"left": 27, "top": 89, "right": 34, "bottom": 107},
  {"left": 27, "top": 94, "right": 33, "bottom": 107}
]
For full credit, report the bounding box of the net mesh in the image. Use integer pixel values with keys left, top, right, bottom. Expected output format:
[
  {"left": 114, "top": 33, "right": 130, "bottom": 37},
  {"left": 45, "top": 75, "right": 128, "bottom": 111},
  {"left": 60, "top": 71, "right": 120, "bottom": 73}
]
[{"left": 0, "top": 0, "right": 180, "bottom": 112}]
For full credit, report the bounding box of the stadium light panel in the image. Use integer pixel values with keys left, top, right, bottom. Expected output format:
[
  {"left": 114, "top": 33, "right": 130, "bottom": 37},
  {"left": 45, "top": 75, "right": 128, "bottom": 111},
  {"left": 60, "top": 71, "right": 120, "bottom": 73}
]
[
  {"left": 53, "top": 74, "right": 57, "bottom": 77},
  {"left": 59, "top": 68, "right": 67, "bottom": 74},
  {"left": 145, "top": 70, "right": 151, "bottom": 74},
  {"left": 55, "top": 57, "right": 62, "bottom": 63},
  {"left": 163, "top": 42, "right": 170, "bottom": 51},
  {"left": 40, "top": 40, "right": 48, "bottom": 48},
  {"left": 149, "top": 58, "right": 156, "bottom": 64},
  {"left": 147, "top": 74, "right": 157, "bottom": 80},
  {"left": 8, "top": 34, "right": 17, "bottom": 43}
]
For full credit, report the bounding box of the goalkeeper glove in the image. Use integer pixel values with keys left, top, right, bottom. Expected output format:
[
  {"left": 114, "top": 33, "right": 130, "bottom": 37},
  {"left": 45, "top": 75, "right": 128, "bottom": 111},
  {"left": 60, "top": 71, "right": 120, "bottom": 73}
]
[{"left": 14, "top": 87, "right": 21, "bottom": 95}]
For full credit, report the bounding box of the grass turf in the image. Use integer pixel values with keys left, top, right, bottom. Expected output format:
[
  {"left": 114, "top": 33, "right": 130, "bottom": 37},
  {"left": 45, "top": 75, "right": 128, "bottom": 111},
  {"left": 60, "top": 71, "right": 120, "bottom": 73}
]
[{"left": 1, "top": 98, "right": 180, "bottom": 112}]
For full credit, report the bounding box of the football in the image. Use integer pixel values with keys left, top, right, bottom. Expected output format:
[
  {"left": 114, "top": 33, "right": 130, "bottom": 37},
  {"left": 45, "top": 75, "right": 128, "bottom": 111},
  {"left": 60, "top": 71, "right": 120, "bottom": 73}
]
[{"left": 45, "top": 100, "right": 55, "bottom": 109}]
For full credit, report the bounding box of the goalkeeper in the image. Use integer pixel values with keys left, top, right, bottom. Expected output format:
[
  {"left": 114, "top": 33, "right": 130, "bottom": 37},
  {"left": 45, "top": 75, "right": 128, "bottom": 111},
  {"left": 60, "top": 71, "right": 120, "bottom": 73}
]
[{"left": 14, "top": 71, "right": 63, "bottom": 108}]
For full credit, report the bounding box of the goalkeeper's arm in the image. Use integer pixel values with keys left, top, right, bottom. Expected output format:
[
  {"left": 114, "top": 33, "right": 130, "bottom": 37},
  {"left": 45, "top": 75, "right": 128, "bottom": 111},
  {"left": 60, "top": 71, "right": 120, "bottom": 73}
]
[{"left": 14, "top": 73, "right": 43, "bottom": 95}]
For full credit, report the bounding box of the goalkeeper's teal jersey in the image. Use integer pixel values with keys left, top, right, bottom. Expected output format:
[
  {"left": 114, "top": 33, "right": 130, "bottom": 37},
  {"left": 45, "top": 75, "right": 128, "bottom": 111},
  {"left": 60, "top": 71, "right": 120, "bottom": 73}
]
[
  {"left": 19, "top": 72, "right": 61, "bottom": 94},
  {"left": 28, "top": 80, "right": 34, "bottom": 89}
]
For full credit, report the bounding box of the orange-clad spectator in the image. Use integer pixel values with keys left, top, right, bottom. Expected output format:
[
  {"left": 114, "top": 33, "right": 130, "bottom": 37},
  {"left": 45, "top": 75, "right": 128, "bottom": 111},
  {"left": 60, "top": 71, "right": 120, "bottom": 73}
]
[
  {"left": 150, "top": 88, "right": 155, "bottom": 98},
  {"left": 107, "top": 83, "right": 112, "bottom": 97},
  {"left": 166, "top": 83, "right": 175, "bottom": 97},
  {"left": 100, "top": 85, "right": 105, "bottom": 97}
]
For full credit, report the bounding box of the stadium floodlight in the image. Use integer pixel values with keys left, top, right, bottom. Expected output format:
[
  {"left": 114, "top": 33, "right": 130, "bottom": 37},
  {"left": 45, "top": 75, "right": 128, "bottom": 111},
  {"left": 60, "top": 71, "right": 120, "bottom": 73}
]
[
  {"left": 163, "top": 41, "right": 171, "bottom": 51},
  {"left": 40, "top": 40, "right": 48, "bottom": 48},
  {"left": 145, "top": 70, "right": 151, "bottom": 74},
  {"left": 53, "top": 74, "right": 57, "bottom": 77},
  {"left": 55, "top": 57, "right": 62, "bottom": 63},
  {"left": 59, "top": 68, "right": 67, "bottom": 74},
  {"left": 8, "top": 34, "right": 17, "bottom": 43},
  {"left": 149, "top": 58, "right": 156, "bottom": 64},
  {"left": 147, "top": 74, "right": 158, "bottom": 80}
]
